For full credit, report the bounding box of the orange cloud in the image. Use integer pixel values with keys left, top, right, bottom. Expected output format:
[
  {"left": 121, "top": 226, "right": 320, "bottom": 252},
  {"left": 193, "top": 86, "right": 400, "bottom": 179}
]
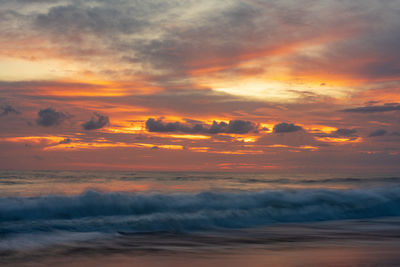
[
  {"left": 315, "top": 137, "right": 363, "bottom": 144},
  {"left": 44, "top": 141, "right": 183, "bottom": 151},
  {"left": 1, "top": 136, "right": 67, "bottom": 144}
]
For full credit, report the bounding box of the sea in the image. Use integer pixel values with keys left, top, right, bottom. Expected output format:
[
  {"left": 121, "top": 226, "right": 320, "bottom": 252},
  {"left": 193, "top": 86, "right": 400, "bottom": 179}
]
[{"left": 1, "top": 170, "right": 400, "bottom": 266}]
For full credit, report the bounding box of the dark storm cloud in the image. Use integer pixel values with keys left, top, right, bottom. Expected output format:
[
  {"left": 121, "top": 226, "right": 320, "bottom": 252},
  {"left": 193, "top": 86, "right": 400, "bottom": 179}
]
[
  {"left": 36, "top": 108, "right": 68, "bottom": 127},
  {"left": 341, "top": 103, "right": 400, "bottom": 113},
  {"left": 82, "top": 113, "right": 109, "bottom": 130},
  {"left": 369, "top": 129, "right": 387, "bottom": 137},
  {"left": 146, "top": 118, "right": 257, "bottom": 134},
  {"left": 273, "top": 123, "right": 303, "bottom": 133},
  {"left": 0, "top": 104, "right": 20, "bottom": 117}
]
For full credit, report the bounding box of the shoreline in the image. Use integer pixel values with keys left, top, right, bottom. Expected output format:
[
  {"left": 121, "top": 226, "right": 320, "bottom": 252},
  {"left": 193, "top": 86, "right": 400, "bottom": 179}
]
[{"left": 3, "top": 217, "right": 400, "bottom": 267}]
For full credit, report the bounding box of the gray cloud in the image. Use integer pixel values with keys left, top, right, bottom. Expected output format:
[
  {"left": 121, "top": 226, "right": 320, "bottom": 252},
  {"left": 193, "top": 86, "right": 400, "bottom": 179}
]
[
  {"left": 4, "top": 0, "right": 393, "bottom": 88},
  {"left": 0, "top": 104, "right": 20, "bottom": 117},
  {"left": 58, "top": 138, "right": 72, "bottom": 144},
  {"left": 369, "top": 129, "right": 387, "bottom": 137},
  {"left": 124, "top": 89, "right": 274, "bottom": 116},
  {"left": 146, "top": 118, "right": 257, "bottom": 134},
  {"left": 35, "top": 4, "right": 145, "bottom": 36},
  {"left": 313, "top": 128, "right": 359, "bottom": 140},
  {"left": 26, "top": 1, "right": 356, "bottom": 84},
  {"left": 1, "top": 81, "right": 275, "bottom": 119},
  {"left": 209, "top": 120, "right": 256, "bottom": 134},
  {"left": 36, "top": 108, "right": 68, "bottom": 127},
  {"left": 82, "top": 113, "right": 109, "bottom": 130},
  {"left": 332, "top": 128, "right": 357, "bottom": 137},
  {"left": 146, "top": 118, "right": 184, "bottom": 132},
  {"left": 132, "top": 3, "right": 258, "bottom": 73},
  {"left": 273, "top": 123, "right": 303, "bottom": 133},
  {"left": 280, "top": 0, "right": 400, "bottom": 81},
  {"left": 342, "top": 103, "right": 400, "bottom": 113},
  {"left": 3, "top": 0, "right": 399, "bottom": 86}
]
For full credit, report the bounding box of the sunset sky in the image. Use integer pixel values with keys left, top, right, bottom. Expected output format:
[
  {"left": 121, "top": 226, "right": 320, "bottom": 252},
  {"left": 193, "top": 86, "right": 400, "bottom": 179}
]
[{"left": 1, "top": 0, "right": 400, "bottom": 172}]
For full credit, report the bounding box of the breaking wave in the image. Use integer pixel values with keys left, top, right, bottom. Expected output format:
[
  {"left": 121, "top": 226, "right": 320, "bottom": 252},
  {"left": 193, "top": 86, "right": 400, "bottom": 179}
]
[{"left": 1, "top": 186, "right": 400, "bottom": 236}]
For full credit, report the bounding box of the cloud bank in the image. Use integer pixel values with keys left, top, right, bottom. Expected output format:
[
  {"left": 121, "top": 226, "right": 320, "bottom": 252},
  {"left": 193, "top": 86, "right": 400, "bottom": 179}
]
[{"left": 146, "top": 118, "right": 257, "bottom": 134}]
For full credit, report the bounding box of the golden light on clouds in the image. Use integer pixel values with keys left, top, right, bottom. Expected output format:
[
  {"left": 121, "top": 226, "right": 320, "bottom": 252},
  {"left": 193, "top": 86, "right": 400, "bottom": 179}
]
[
  {"left": 1, "top": 136, "right": 67, "bottom": 144},
  {"left": 169, "top": 134, "right": 211, "bottom": 140},
  {"left": 315, "top": 137, "right": 363, "bottom": 144},
  {"left": 44, "top": 141, "right": 184, "bottom": 151},
  {"left": 0, "top": 58, "right": 81, "bottom": 81},
  {"left": 1, "top": 0, "right": 400, "bottom": 171}
]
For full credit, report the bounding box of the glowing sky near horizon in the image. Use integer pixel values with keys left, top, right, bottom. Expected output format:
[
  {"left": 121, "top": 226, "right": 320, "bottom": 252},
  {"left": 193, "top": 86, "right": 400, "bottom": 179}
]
[{"left": 1, "top": 0, "right": 400, "bottom": 172}]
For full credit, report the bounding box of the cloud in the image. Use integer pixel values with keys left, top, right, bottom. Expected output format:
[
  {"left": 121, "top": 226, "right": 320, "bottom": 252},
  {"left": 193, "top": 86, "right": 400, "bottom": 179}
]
[
  {"left": 286, "top": 0, "right": 400, "bottom": 82},
  {"left": 25, "top": 0, "right": 367, "bottom": 83},
  {"left": 332, "top": 128, "right": 357, "bottom": 137},
  {"left": 126, "top": 89, "right": 274, "bottom": 116},
  {"left": 36, "top": 108, "right": 68, "bottom": 127},
  {"left": 210, "top": 120, "right": 256, "bottom": 134},
  {"left": 341, "top": 103, "right": 400, "bottom": 113},
  {"left": 369, "top": 129, "right": 387, "bottom": 137},
  {"left": 82, "top": 113, "right": 109, "bottom": 130},
  {"left": 35, "top": 5, "right": 145, "bottom": 36},
  {"left": 130, "top": 2, "right": 259, "bottom": 75},
  {"left": 58, "top": 138, "right": 72, "bottom": 144},
  {"left": 145, "top": 118, "right": 257, "bottom": 134},
  {"left": 313, "top": 128, "right": 359, "bottom": 140},
  {"left": 0, "top": 104, "right": 20, "bottom": 117},
  {"left": 4, "top": 0, "right": 400, "bottom": 86},
  {"left": 273, "top": 123, "right": 303, "bottom": 133},
  {"left": 145, "top": 118, "right": 183, "bottom": 132}
]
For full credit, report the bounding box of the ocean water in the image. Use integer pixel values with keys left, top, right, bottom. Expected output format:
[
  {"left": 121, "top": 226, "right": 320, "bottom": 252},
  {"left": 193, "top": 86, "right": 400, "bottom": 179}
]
[{"left": 1, "top": 171, "right": 400, "bottom": 266}]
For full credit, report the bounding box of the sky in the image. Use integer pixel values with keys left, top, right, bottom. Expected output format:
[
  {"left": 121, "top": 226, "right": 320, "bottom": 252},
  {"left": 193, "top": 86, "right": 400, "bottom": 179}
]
[{"left": 1, "top": 0, "right": 400, "bottom": 172}]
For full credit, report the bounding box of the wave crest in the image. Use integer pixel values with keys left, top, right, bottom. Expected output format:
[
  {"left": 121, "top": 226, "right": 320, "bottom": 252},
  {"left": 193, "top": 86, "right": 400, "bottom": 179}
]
[{"left": 1, "top": 187, "right": 400, "bottom": 233}]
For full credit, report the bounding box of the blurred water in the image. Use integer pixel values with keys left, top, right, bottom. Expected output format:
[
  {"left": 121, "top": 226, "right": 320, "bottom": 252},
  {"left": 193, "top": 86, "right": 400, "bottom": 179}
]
[
  {"left": 1, "top": 170, "right": 400, "bottom": 196},
  {"left": 1, "top": 171, "right": 400, "bottom": 266}
]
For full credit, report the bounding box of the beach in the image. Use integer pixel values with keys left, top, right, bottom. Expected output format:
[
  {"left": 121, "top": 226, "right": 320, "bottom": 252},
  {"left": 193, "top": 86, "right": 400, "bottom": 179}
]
[
  {"left": 3, "top": 218, "right": 400, "bottom": 266},
  {"left": 1, "top": 171, "right": 400, "bottom": 266}
]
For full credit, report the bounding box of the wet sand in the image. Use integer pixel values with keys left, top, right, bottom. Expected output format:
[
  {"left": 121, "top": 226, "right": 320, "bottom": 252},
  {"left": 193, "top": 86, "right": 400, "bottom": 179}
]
[
  {"left": 3, "top": 218, "right": 400, "bottom": 267},
  {"left": 6, "top": 242, "right": 400, "bottom": 267}
]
